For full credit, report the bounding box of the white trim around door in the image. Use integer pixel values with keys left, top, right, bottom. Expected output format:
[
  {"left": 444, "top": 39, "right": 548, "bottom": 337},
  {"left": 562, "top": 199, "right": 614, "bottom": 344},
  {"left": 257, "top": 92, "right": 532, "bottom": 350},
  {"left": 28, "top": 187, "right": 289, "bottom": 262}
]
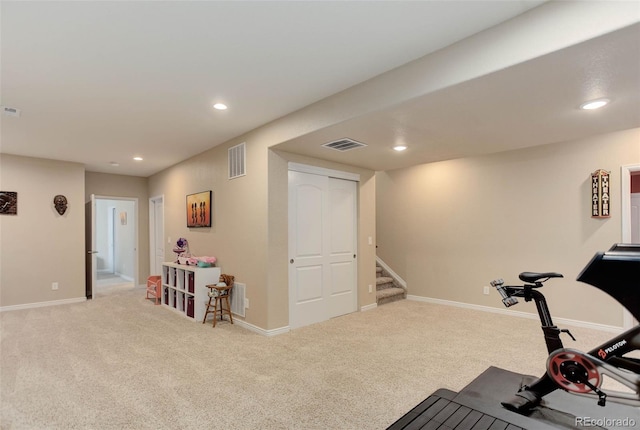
[
  {"left": 149, "top": 195, "right": 165, "bottom": 277},
  {"left": 620, "top": 164, "right": 639, "bottom": 329}
]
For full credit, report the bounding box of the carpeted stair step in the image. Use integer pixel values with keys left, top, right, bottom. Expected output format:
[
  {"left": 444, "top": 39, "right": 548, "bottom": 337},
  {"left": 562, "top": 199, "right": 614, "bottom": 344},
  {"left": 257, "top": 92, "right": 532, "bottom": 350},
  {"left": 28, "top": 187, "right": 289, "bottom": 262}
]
[
  {"left": 376, "top": 286, "right": 405, "bottom": 305},
  {"left": 375, "top": 263, "right": 406, "bottom": 305},
  {"left": 376, "top": 276, "right": 395, "bottom": 290}
]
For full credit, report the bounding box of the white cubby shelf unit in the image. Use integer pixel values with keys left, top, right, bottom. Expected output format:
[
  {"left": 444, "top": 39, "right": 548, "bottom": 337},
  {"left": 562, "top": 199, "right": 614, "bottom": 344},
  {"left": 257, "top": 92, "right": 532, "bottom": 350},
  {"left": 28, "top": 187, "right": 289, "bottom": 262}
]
[{"left": 161, "top": 262, "right": 221, "bottom": 321}]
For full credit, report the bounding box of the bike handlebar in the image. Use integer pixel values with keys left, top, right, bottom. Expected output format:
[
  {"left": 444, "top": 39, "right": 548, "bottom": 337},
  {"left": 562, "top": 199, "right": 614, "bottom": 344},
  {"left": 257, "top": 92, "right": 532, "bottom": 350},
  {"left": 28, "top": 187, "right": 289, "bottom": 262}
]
[{"left": 490, "top": 278, "right": 519, "bottom": 307}]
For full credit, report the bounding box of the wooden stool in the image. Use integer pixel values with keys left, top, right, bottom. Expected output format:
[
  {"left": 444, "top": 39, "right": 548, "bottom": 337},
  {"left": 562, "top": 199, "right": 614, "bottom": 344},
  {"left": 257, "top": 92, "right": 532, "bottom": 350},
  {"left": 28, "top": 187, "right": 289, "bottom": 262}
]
[
  {"left": 202, "top": 284, "right": 233, "bottom": 327},
  {"left": 146, "top": 275, "right": 162, "bottom": 305}
]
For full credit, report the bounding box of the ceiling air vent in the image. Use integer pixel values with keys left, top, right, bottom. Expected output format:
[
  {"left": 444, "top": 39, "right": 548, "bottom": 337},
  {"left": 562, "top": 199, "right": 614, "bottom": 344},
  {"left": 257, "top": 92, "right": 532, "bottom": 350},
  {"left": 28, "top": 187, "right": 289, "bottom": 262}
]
[
  {"left": 228, "top": 142, "right": 246, "bottom": 179},
  {"left": 322, "top": 138, "right": 367, "bottom": 152}
]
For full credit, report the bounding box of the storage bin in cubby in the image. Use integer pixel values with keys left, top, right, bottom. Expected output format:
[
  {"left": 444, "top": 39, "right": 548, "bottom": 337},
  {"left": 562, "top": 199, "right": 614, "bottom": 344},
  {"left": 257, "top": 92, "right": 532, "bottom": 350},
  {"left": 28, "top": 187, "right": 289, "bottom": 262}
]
[{"left": 187, "top": 297, "right": 195, "bottom": 318}]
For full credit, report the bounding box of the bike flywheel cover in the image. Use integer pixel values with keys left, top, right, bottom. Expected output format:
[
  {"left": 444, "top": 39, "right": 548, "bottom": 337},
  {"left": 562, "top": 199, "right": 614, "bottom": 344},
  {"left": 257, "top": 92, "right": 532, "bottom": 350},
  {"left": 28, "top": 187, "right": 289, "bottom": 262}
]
[{"left": 547, "top": 349, "right": 601, "bottom": 394}]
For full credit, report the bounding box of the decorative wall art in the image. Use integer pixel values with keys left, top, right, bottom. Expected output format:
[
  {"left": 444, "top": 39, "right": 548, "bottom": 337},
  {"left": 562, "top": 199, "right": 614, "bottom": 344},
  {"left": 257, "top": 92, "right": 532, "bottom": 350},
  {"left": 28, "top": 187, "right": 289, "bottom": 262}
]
[
  {"left": 591, "top": 169, "right": 611, "bottom": 218},
  {"left": 0, "top": 191, "right": 17, "bottom": 215},
  {"left": 53, "top": 195, "right": 68, "bottom": 215},
  {"left": 186, "top": 190, "right": 212, "bottom": 228}
]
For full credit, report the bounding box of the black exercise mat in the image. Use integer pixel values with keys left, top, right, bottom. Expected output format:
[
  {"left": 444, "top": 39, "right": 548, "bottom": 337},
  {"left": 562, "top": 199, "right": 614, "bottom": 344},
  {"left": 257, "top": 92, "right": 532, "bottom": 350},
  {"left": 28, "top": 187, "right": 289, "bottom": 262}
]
[{"left": 387, "top": 366, "right": 639, "bottom": 429}]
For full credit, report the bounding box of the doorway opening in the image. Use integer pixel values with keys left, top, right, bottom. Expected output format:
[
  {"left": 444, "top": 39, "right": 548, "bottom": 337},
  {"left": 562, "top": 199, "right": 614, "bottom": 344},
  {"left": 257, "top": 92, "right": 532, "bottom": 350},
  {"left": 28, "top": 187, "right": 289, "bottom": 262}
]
[
  {"left": 621, "top": 164, "right": 639, "bottom": 329},
  {"left": 87, "top": 196, "right": 139, "bottom": 299},
  {"left": 621, "top": 164, "right": 640, "bottom": 244}
]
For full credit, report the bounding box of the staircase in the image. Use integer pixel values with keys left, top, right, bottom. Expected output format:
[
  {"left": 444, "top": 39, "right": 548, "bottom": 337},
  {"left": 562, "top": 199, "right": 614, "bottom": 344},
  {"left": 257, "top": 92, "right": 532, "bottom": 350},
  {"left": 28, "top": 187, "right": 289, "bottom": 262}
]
[{"left": 376, "top": 263, "right": 406, "bottom": 305}]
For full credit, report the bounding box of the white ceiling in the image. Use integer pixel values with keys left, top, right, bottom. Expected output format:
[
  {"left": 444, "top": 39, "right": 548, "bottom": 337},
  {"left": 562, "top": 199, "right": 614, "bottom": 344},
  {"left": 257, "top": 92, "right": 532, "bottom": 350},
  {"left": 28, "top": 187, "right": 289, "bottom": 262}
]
[
  {"left": 1, "top": 1, "right": 639, "bottom": 178},
  {"left": 275, "top": 22, "right": 640, "bottom": 170}
]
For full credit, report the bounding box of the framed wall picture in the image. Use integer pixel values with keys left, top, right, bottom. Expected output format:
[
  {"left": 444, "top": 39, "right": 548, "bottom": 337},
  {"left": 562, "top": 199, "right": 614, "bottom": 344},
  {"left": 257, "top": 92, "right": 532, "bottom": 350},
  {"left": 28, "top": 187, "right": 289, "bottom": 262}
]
[
  {"left": 0, "top": 191, "right": 17, "bottom": 215},
  {"left": 186, "top": 190, "right": 212, "bottom": 228}
]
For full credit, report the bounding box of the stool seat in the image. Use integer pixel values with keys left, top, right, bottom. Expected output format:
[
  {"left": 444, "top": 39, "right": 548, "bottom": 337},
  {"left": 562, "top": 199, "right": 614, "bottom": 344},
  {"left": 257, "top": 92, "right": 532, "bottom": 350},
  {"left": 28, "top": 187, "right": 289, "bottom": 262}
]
[
  {"left": 146, "top": 275, "right": 162, "bottom": 305},
  {"left": 202, "top": 283, "right": 234, "bottom": 327}
]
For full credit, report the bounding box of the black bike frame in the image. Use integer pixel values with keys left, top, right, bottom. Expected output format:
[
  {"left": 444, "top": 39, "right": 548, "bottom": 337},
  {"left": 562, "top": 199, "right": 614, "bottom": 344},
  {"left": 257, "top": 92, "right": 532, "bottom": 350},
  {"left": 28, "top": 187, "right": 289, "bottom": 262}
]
[
  {"left": 503, "top": 284, "right": 640, "bottom": 401},
  {"left": 502, "top": 285, "right": 563, "bottom": 354}
]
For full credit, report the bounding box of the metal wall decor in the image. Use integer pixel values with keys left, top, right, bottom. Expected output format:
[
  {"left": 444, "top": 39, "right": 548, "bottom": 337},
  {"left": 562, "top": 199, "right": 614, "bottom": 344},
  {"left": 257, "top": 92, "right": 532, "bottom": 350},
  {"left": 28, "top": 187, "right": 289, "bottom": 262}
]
[
  {"left": 0, "top": 191, "right": 17, "bottom": 215},
  {"left": 53, "top": 195, "right": 68, "bottom": 215},
  {"left": 591, "top": 169, "right": 610, "bottom": 218}
]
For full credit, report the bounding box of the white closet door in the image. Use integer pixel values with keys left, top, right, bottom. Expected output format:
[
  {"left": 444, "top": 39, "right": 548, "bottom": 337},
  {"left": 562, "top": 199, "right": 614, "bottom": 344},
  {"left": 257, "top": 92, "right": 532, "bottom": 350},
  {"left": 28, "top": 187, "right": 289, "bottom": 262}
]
[
  {"left": 327, "top": 177, "right": 357, "bottom": 318},
  {"left": 288, "top": 171, "right": 357, "bottom": 329}
]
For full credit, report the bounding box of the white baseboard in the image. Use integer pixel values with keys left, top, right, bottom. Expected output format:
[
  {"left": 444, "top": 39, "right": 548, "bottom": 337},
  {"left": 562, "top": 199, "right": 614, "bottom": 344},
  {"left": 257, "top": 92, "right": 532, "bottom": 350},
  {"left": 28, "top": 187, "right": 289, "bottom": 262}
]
[
  {"left": 360, "top": 303, "right": 377, "bottom": 312},
  {"left": 236, "top": 304, "right": 379, "bottom": 334},
  {"left": 233, "top": 319, "right": 290, "bottom": 336},
  {"left": 407, "top": 295, "right": 624, "bottom": 334},
  {"left": 376, "top": 257, "right": 407, "bottom": 289},
  {"left": 0, "top": 297, "right": 87, "bottom": 312}
]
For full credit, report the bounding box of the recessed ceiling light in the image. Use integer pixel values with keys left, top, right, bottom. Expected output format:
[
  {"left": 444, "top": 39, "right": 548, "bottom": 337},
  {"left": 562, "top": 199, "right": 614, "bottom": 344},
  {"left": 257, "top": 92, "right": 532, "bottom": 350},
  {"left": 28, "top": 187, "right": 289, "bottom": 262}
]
[
  {"left": 110, "top": 161, "right": 120, "bottom": 167},
  {"left": 580, "top": 98, "right": 610, "bottom": 110},
  {"left": 393, "top": 145, "right": 407, "bottom": 151},
  {"left": 133, "top": 156, "right": 143, "bottom": 161},
  {"left": 213, "top": 103, "right": 228, "bottom": 110}
]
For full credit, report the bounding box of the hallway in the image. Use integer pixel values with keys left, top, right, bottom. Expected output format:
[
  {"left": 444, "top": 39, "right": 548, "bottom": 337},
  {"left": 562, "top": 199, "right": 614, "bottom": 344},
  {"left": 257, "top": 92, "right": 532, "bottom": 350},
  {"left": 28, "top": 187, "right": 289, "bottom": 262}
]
[{"left": 95, "top": 272, "right": 134, "bottom": 297}]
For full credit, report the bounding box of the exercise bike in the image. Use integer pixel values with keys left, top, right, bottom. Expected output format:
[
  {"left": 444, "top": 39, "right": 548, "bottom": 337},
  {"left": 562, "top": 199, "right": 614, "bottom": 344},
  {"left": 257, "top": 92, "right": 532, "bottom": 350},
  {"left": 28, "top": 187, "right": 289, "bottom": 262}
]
[{"left": 490, "top": 243, "right": 640, "bottom": 413}]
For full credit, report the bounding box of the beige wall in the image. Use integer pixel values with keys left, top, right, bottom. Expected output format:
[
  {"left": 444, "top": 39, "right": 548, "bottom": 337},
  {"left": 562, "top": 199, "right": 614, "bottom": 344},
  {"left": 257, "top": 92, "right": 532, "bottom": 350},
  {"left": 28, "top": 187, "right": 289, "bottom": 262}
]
[
  {"left": 85, "top": 172, "right": 149, "bottom": 284},
  {"left": 376, "top": 128, "right": 640, "bottom": 327},
  {"left": 148, "top": 139, "right": 271, "bottom": 328},
  {"left": 147, "top": 134, "right": 377, "bottom": 331},
  {"left": 0, "top": 155, "right": 85, "bottom": 307},
  {"left": 2, "top": 128, "right": 634, "bottom": 331}
]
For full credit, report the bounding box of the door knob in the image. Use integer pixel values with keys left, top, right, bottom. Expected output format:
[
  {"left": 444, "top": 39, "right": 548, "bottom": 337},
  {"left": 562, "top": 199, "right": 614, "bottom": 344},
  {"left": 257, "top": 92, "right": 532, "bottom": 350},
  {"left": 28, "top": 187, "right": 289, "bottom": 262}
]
[{"left": 290, "top": 259, "right": 294, "bottom": 264}]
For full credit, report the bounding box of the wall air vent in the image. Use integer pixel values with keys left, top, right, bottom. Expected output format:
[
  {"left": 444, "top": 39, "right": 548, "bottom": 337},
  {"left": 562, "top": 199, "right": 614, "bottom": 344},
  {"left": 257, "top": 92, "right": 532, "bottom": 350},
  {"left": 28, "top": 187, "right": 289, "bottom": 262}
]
[
  {"left": 1, "top": 106, "right": 21, "bottom": 117},
  {"left": 322, "top": 138, "right": 367, "bottom": 152},
  {"left": 228, "top": 142, "right": 246, "bottom": 179},
  {"left": 230, "top": 282, "right": 246, "bottom": 317}
]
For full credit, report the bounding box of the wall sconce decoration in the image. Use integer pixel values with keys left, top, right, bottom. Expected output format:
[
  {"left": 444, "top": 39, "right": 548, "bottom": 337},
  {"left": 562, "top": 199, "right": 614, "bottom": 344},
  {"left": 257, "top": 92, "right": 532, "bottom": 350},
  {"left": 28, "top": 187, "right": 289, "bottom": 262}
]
[
  {"left": 53, "top": 195, "right": 67, "bottom": 215},
  {"left": 591, "top": 169, "right": 610, "bottom": 218}
]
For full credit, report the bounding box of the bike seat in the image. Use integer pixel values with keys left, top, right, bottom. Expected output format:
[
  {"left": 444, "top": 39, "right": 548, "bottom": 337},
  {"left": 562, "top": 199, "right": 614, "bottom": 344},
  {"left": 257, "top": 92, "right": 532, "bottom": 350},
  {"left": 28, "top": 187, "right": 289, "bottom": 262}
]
[{"left": 519, "top": 272, "right": 563, "bottom": 284}]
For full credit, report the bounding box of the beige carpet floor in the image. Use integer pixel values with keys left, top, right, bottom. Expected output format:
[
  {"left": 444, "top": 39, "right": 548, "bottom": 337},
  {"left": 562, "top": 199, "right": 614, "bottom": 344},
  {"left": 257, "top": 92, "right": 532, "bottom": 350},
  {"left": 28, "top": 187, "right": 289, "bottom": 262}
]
[
  {"left": 0, "top": 287, "right": 616, "bottom": 429},
  {"left": 94, "top": 273, "right": 134, "bottom": 298}
]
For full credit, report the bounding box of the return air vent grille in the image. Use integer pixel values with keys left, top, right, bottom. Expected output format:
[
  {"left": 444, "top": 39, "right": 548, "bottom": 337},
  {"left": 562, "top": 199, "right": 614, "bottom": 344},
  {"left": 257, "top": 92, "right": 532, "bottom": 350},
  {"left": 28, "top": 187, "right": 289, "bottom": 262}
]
[
  {"left": 228, "top": 142, "right": 246, "bottom": 179},
  {"left": 322, "top": 138, "right": 367, "bottom": 152},
  {"left": 230, "top": 282, "right": 246, "bottom": 317}
]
